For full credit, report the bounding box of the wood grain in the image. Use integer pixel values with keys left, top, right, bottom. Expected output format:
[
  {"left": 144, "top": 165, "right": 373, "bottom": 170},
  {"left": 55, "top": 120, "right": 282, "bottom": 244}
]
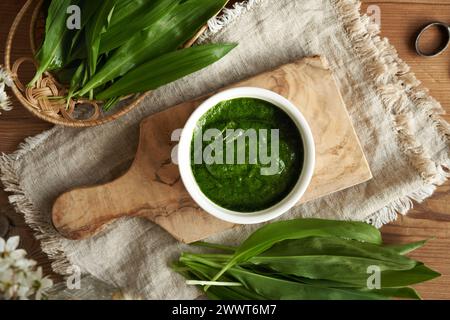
[
  {"left": 0, "top": 0, "right": 449, "bottom": 299},
  {"left": 361, "top": 1, "right": 450, "bottom": 300},
  {"left": 52, "top": 57, "right": 372, "bottom": 243}
]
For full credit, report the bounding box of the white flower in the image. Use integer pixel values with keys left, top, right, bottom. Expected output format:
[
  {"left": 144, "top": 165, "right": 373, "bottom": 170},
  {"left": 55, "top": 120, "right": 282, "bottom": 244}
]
[
  {"left": 0, "top": 67, "right": 13, "bottom": 114},
  {"left": 34, "top": 277, "right": 53, "bottom": 300},
  {"left": 4, "top": 284, "right": 18, "bottom": 300},
  {"left": 17, "top": 285, "right": 31, "bottom": 300},
  {"left": 0, "top": 91, "right": 12, "bottom": 113},
  {"left": 13, "top": 256, "right": 36, "bottom": 269},
  {"left": 6, "top": 236, "right": 20, "bottom": 252},
  {"left": 0, "top": 67, "right": 13, "bottom": 87},
  {"left": 0, "top": 268, "right": 13, "bottom": 284},
  {"left": 0, "top": 237, "right": 5, "bottom": 252},
  {"left": 0, "top": 258, "right": 12, "bottom": 272},
  {"left": 30, "top": 267, "right": 53, "bottom": 300},
  {"left": 10, "top": 248, "right": 27, "bottom": 260},
  {"left": 0, "top": 236, "right": 19, "bottom": 253},
  {"left": 0, "top": 236, "right": 53, "bottom": 300}
]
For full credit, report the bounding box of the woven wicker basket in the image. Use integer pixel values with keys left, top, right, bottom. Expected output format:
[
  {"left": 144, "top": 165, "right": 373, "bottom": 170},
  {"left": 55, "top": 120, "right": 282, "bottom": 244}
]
[{"left": 5, "top": 0, "right": 210, "bottom": 127}]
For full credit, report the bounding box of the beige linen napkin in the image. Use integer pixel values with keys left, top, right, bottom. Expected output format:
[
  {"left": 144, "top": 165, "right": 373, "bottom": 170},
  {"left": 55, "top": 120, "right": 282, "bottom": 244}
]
[{"left": 1, "top": 0, "right": 449, "bottom": 299}]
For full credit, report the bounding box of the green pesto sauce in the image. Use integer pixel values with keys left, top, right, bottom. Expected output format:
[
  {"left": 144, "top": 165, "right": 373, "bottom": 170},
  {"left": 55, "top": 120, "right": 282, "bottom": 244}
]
[{"left": 191, "top": 98, "right": 303, "bottom": 212}]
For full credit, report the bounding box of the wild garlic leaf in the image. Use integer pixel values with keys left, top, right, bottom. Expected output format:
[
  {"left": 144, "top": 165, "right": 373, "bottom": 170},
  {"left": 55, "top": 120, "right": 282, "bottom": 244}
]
[
  {"left": 208, "top": 219, "right": 382, "bottom": 287},
  {"left": 30, "top": 0, "right": 73, "bottom": 86},
  {"left": 99, "top": 0, "right": 180, "bottom": 54},
  {"left": 175, "top": 219, "right": 440, "bottom": 300},
  {"left": 85, "top": 1, "right": 117, "bottom": 79},
  {"left": 378, "top": 264, "right": 441, "bottom": 287},
  {"left": 179, "top": 255, "right": 383, "bottom": 300},
  {"left": 226, "top": 267, "right": 387, "bottom": 300},
  {"left": 256, "top": 237, "right": 417, "bottom": 266},
  {"left": 358, "top": 287, "right": 421, "bottom": 300},
  {"left": 249, "top": 255, "right": 416, "bottom": 284},
  {"left": 108, "top": 0, "right": 154, "bottom": 27},
  {"left": 77, "top": 0, "right": 229, "bottom": 96},
  {"left": 180, "top": 260, "right": 266, "bottom": 300},
  {"left": 96, "top": 43, "right": 236, "bottom": 100},
  {"left": 385, "top": 240, "right": 427, "bottom": 255},
  {"left": 66, "top": 62, "right": 85, "bottom": 108}
]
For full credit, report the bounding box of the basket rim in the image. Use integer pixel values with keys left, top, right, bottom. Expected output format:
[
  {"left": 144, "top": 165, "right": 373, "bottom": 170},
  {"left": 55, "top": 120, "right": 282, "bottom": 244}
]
[{"left": 4, "top": 0, "right": 207, "bottom": 127}]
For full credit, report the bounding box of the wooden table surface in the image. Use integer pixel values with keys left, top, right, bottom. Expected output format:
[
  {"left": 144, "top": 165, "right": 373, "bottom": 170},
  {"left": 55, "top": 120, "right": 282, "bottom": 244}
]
[{"left": 0, "top": 0, "right": 449, "bottom": 299}]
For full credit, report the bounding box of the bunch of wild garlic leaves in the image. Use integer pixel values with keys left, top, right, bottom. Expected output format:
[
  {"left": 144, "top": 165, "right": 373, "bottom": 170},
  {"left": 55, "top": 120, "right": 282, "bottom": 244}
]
[
  {"left": 31, "top": 0, "right": 235, "bottom": 110},
  {"left": 174, "top": 219, "right": 440, "bottom": 300}
]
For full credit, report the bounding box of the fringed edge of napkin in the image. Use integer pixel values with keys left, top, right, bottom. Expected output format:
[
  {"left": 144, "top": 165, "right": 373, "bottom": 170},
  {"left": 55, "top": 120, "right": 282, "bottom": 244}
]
[
  {"left": 199, "top": 0, "right": 264, "bottom": 43},
  {"left": 334, "top": 0, "right": 449, "bottom": 227},
  {"left": 0, "top": 128, "right": 73, "bottom": 275}
]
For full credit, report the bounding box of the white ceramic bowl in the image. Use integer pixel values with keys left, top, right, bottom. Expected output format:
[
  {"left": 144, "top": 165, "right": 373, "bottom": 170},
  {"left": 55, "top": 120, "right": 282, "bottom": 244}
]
[{"left": 178, "top": 87, "right": 315, "bottom": 224}]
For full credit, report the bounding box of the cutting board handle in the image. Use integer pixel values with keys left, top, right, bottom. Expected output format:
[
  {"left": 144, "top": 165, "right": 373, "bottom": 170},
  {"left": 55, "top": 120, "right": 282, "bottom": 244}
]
[
  {"left": 52, "top": 172, "right": 142, "bottom": 240},
  {"left": 52, "top": 165, "right": 235, "bottom": 243}
]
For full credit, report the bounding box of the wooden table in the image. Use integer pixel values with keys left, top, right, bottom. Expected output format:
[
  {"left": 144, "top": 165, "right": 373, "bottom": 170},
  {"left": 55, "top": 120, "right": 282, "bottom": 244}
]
[{"left": 0, "top": 0, "right": 449, "bottom": 299}]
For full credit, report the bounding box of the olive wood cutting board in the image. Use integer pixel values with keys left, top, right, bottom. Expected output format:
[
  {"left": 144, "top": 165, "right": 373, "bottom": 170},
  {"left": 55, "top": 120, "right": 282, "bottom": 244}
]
[{"left": 52, "top": 56, "right": 372, "bottom": 243}]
